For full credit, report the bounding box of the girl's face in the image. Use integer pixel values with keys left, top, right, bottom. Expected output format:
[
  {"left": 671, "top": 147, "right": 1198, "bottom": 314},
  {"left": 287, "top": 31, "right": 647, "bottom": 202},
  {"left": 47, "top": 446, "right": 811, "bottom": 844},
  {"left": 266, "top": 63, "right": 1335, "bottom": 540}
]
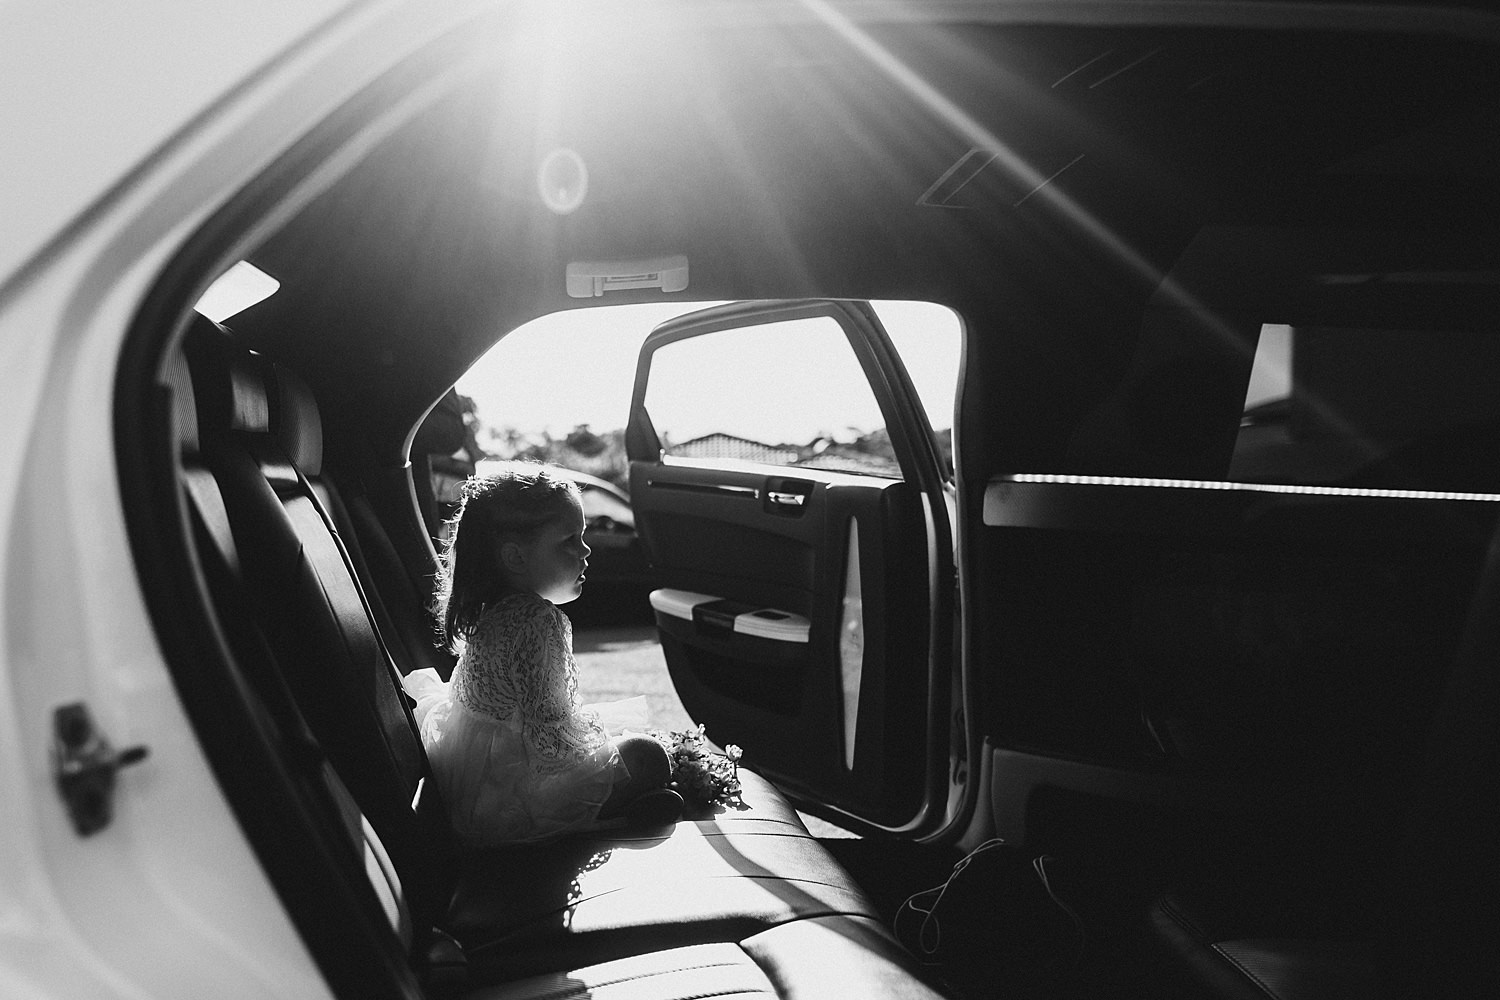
[{"left": 506, "top": 495, "right": 591, "bottom": 604}]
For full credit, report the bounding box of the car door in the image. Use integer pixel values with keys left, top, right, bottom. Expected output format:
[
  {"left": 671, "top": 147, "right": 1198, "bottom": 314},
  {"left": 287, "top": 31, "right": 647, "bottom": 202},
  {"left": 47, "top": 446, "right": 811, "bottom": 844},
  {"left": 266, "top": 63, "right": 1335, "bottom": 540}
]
[{"left": 625, "top": 299, "right": 956, "bottom": 832}]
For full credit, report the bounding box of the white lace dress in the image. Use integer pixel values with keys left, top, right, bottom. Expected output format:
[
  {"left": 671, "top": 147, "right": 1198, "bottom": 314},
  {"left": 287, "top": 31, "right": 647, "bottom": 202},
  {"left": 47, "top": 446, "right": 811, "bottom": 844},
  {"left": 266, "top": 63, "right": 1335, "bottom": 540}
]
[{"left": 402, "top": 592, "right": 643, "bottom": 846}]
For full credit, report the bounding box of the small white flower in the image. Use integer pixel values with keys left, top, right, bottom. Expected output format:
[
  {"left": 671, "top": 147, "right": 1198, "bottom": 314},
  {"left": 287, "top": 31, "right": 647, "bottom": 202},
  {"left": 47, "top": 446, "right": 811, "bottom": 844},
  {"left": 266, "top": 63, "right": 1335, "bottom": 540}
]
[{"left": 725, "top": 744, "right": 743, "bottom": 762}]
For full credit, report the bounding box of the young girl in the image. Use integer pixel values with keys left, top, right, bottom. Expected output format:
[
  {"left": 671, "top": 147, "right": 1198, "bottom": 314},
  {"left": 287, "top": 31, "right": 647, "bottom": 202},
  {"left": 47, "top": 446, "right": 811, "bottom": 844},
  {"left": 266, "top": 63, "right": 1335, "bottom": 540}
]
[{"left": 402, "top": 463, "right": 681, "bottom": 846}]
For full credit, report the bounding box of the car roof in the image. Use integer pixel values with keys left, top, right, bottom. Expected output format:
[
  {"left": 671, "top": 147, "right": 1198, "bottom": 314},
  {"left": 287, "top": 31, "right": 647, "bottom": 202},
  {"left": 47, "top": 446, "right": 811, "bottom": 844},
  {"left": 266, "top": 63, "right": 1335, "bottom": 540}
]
[{"left": 184, "top": 1, "right": 1499, "bottom": 455}]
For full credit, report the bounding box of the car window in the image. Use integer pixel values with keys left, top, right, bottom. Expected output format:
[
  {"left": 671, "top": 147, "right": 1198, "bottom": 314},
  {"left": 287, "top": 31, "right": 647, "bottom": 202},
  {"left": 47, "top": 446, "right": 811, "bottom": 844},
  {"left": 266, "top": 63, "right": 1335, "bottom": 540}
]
[
  {"left": 456, "top": 299, "right": 960, "bottom": 482},
  {"left": 1232, "top": 323, "right": 1500, "bottom": 492},
  {"left": 646, "top": 315, "right": 902, "bottom": 476},
  {"left": 1064, "top": 311, "right": 1500, "bottom": 496},
  {"left": 578, "top": 483, "right": 634, "bottom": 528},
  {"left": 871, "top": 299, "right": 962, "bottom": 451}
]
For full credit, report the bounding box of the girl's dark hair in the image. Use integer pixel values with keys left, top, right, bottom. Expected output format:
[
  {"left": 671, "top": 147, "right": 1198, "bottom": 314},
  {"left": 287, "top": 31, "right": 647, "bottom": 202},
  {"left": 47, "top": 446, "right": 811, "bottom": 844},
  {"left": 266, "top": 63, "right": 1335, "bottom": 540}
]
[{"left": 433, "top": 462, "right": 581, "bottom": 650}]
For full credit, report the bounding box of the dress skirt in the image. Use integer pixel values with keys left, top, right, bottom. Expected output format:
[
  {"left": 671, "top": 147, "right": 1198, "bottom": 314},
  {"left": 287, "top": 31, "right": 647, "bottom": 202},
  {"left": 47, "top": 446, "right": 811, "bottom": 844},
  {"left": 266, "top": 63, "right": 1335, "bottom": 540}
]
[{"left": 403, "top": 668, "right": 647, "bottom": 846}]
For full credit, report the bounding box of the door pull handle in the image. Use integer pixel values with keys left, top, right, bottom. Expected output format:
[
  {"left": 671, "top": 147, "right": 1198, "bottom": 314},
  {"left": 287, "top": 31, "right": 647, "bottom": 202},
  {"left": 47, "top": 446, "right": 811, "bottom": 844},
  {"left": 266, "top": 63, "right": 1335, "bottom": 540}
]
[{"left": 767, "top": 491, "right": 806, "bottom": 507}]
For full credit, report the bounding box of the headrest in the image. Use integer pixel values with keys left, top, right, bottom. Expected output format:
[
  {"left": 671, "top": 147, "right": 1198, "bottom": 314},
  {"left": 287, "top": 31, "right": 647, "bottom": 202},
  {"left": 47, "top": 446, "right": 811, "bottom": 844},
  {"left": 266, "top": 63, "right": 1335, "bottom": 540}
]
[
  {"left": 181, "top": 314, "right": 322, "bottom": 475},
  {"left": 268, "top": 363, "right": 324, "bottom": 476},
  {"left": 181, "top": 315, "right": 271, "bottom": 437}
]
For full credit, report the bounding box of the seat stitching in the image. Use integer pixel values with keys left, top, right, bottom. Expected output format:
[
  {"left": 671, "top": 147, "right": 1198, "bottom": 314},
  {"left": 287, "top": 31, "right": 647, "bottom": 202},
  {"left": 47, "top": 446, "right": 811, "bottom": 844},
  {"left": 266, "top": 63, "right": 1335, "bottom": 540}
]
[
  {"left": 1155, "top": 893, "right": 1209, "bottom": 942},
  {"left": 535, "top": 986, "right": 769, "bottom": 1000},
  {"left": 1211, "top": 942, "right": 1281, "bottom": 1000},
  {"left": 487, "top": 873, "right": 863, "bottom": 917},
  {"left": 511, "top": 957, "right": 766, "bottom": 1000},
  {"left": 578, "top": 828, "right": 818, "bottom": 845},
  {"left": 468, "top": 901, "right": 875, "bottom": 956}
]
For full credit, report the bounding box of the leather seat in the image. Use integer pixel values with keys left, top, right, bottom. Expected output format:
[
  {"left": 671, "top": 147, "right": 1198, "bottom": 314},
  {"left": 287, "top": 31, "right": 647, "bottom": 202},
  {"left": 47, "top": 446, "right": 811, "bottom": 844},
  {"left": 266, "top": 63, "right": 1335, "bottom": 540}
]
[
  {"left": 468, "top": 916, "right": 947, "bottom": 1000},
  {"left": 177, "top": 316, "right": 920, "bottom": 993},
  {"left": 452, "top": 811, "right": 876, "bottom": 980}
]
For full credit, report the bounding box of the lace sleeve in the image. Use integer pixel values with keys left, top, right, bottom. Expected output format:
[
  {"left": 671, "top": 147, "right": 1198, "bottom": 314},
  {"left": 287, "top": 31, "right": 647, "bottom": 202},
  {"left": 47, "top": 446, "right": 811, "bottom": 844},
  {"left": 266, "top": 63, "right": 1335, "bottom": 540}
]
[{"left": 509, "top": 597, "right": 608, "bottom": 767}]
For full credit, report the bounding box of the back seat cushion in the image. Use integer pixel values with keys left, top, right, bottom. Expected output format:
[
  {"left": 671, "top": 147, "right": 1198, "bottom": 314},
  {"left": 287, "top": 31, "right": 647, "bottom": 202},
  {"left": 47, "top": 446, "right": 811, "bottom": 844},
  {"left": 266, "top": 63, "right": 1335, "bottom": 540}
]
[
  {"left": 468, "top": 916, "right": 948, "bottom": 1000},
  {"left": 453, "top": 820, "right": 873, "bottom": 981}
]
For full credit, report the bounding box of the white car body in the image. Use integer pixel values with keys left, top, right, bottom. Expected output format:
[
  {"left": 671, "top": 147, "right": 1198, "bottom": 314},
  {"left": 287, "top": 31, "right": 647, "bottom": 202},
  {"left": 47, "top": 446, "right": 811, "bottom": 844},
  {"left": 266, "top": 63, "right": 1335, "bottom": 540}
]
[{"left": 0, "top": 4, "right": 485, "bottom": 997}]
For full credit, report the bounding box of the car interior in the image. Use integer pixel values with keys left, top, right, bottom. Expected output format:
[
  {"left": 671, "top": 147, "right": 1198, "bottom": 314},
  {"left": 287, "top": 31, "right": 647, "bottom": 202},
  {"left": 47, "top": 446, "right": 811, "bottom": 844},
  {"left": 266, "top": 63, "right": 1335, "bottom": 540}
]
[{"left": 116, "top": 3, "right": 1497, "bottom": 998}]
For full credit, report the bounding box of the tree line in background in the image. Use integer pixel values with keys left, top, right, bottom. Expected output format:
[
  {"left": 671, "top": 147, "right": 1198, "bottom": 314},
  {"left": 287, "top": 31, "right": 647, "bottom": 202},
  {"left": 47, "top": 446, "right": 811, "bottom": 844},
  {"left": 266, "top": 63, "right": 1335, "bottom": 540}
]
[
  {"left": 496, "top": 423, "right": 631, "bottom": 489},
  {"left": 449, "top": 392, "right": 631, "bottom": 489}
]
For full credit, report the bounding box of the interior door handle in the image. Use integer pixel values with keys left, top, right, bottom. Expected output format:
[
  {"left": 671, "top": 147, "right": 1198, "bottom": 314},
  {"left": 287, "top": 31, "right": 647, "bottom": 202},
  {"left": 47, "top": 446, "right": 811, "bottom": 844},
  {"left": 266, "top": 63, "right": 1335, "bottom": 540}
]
[{"left": 767, "top": 491, "right": 806, "bottom": 507}]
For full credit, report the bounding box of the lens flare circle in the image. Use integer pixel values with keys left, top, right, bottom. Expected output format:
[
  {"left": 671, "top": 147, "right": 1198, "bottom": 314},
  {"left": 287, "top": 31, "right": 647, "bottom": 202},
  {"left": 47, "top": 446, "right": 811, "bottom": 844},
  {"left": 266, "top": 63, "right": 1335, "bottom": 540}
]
[{"left": 537, "top": 147, "right": 588, "bottom": 215}]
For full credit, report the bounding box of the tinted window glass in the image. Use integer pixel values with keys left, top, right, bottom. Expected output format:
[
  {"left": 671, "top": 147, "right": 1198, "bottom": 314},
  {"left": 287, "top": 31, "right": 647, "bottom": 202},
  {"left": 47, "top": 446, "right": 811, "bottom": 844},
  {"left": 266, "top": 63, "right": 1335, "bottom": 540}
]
[{"left": 1233, "top": 325, "right": 1500, "bottom": 492}]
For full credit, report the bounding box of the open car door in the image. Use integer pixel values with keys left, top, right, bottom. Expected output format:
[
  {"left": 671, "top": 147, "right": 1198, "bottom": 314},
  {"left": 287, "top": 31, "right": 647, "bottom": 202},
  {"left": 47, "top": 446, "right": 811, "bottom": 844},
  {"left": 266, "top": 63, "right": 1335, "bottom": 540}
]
[{"left": 626, "top": 300, "right": 957, "bottom": 833}]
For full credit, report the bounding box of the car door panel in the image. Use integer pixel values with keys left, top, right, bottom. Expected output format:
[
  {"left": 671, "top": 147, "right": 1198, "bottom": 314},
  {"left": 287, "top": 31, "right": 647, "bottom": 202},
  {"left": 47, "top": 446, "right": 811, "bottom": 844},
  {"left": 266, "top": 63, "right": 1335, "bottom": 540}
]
[
  {"left": 625, "top": 300, "right": 952, "bottom": 830},
  {"left": 634, "top": 467, "right": 819, "bottom": 610},
  {"left": 631, "top": 463, "right": 935, "bottom": 823}
]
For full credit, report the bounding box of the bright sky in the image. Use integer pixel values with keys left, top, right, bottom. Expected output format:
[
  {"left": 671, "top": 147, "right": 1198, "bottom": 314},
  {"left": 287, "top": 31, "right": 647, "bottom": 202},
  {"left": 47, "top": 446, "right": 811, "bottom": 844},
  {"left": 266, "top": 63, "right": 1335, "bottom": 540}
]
[{"left": 457, "top": 300, "right": 962, "bottom": 443}]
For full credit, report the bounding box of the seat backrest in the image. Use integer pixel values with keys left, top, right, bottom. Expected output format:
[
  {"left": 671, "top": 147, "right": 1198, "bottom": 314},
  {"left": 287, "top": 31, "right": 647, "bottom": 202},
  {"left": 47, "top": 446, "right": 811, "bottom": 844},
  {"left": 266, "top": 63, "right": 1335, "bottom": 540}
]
[
  {"left": 167, "top": 333, "right": 420, "bottom": 966},
  {"left": 181, "top": 318, "right": 456, "bottom": 924},
  {"left": 318, "top": 459, "right": 455, "bottom": 681}
]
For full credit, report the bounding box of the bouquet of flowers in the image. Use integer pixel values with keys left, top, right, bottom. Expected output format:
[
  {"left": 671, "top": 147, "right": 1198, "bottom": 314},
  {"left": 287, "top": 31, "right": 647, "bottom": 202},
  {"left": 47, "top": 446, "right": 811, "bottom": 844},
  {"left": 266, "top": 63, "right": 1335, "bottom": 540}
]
[{"left": 649, "top": 724, "right": 744, "bottom": 810}]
